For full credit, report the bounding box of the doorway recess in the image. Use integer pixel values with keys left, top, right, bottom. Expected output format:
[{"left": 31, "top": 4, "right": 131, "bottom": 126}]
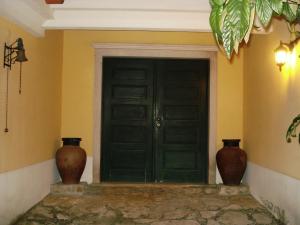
[{"left": 93, "top": 43, "right": 217, "bottom": 184}]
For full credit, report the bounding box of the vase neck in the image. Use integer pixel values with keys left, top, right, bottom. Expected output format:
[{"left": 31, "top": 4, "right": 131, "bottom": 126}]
[
  {"left": 62, "top": 138, "right": 81, "bottom": 146},
  {"left": 222, "top": 139, "right": 240, "bottom": 148}
]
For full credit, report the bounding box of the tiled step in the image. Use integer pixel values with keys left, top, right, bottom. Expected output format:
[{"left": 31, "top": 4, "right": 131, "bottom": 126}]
[
  {"left": 51, "top": 182, "right": 249, "bottom": 196},
  {"left": 51, "top": 182, "right": 88, "bottom": 195}
]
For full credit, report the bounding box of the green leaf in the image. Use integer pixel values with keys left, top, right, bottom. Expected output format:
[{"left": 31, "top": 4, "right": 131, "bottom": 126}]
[
  {"left": 221, "top": 0, "right": 251, "bottom": 57},
  {"left": 227, "top": 0, "right": 250, "bottom": 42},
  {"left": 256, "top": 0, "right": 273, "bottom": 26},
  {"left": 210, "top": 0, "right": 226, "bottom": 6},
  {"left": 210, "top": 4, "right": 224, "bottom": 40},
  {"left": 270, "top": 0, "right": 283, "bottom": 14},
  {"left": 244, "top": 6, "right": 255, "bottom": 43},
  {"left": 297, "top": 5, "right": 300, "bottom": 17},
  {"left": 234, "top": 39, "right": 240, "bottom": 54},
  {"left": 295, "top": 5, "right": 300, "bottom": 23},
  {"left": 286, "top": 114, "right": 300, "bottom": 142},
  {"left": 289, "top": 2, "right": 298, "bottom": 16},
  {"left": 222, "top": 15, "right": 234, "bottom": 57},
  {"left": 282, "top": 2, "right": 297, "bottom": 22}
]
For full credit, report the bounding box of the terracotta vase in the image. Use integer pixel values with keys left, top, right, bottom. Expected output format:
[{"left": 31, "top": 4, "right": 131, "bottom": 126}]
[
  {"left": 56, "top": 138, "right": 86, "bottom": 184},
  {"left": 216, "top": 139, "right": 247, "bottom": 185},
  {"left": 45, "top": 0, "right": 64, "bottom": 4}
]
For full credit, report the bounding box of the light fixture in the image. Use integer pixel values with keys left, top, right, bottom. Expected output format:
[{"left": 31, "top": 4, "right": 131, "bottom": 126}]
[
  {"left": 274, "top": 42, "right": 291, "bottom": 71},
  {"left": 3, "top": 38, "right": 28, "bottom": 132},
  {"left": 274, "top": 36, "right": 300, "bottom": 71},
  {"left": 4, "top": 38, "right": 28, "bottom": 68}
]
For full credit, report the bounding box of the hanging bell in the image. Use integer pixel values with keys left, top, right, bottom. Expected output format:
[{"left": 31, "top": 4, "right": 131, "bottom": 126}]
[{"left": 15, "top": 49, "right": 28, "bottom": 63}]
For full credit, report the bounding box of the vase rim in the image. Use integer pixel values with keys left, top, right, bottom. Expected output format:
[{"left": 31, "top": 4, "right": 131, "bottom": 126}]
[
  {"left": 62, "top": 137, "right": 82, "bottom": 141},
  {"left": 222, "top": 139, "right": 240, "bottom": 142}
]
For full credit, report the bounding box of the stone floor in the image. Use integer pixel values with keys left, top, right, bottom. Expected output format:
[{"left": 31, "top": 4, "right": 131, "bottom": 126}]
[{"left": 14, "top": 184, "right": 283, "bottom": 225}]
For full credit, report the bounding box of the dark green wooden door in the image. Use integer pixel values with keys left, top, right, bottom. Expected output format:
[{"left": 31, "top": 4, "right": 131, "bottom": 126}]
[
  {"left": 155, "top": 60, "right": 209, "bottom": 182},
  {"left": 101, "top": 58, "right": 154, "bottom": 182},
  {"left": 101, "top": 57, "right": 209, "bottom": 183}
]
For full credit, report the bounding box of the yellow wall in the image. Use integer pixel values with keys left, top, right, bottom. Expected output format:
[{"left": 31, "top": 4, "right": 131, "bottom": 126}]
[
  {"left": 244, "top": 19, "right": 300, "bottom": 180},
  {"left": 61, "top": 30, "right": 244, "bottom": 155},
  {"left": 0, "top": 17, "right": 63, "bottom": 173}
]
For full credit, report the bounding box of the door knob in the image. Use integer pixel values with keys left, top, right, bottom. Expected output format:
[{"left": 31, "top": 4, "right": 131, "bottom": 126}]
[
  {"left": 155, "top": 117, "right": 162, "bottom": 128},
  {"left": 155, "top": 121, "right": 161, "bottom": 128}
]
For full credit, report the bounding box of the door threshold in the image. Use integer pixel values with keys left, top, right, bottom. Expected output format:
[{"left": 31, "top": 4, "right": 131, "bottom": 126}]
[{"left": 91, "top": 182, "right": 213, "bottom": 188}]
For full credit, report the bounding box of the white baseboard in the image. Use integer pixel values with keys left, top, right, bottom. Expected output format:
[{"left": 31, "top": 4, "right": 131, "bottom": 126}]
[
  {"left": 216, "top": 166, "right": 222, "bottom": 184},
  {"left": 81, "top": 156, "right": 93, "bottom": 184},
  {"left": 0, "top": 159, "right": 60, "bottom": 225},
  {"left": 244, "top": 162, "right": 300, "bottom": 225}
]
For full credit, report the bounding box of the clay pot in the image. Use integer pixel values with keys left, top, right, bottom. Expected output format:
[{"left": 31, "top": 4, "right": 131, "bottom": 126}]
[
  {"left": 56, "top": 138, "right": 86, "bottom": 184},
  {"left": 216, "top": 139, "right": 247, "bottom": 185},
  {"left": 45, "top": 0, "right": 64, "bottom": 4}
]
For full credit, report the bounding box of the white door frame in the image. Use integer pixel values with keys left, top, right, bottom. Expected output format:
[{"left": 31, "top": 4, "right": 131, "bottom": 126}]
[{"left": 93, "top": 43, "right": 218, "bottom": 184}]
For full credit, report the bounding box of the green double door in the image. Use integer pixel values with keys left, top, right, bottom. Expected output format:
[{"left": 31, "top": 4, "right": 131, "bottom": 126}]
[{"left": 101, "top": 57, "right": 209, "bottom": 183}]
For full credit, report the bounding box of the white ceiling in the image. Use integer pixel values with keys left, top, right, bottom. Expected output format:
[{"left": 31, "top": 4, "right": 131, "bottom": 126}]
[
  {"left": 0, "top": 0, "right": 212, "bottom": 37},
  {"left": 0, "top": 0, "right": 270, "bottom": 37},
  {"left": 0, "top": 0, "right": 52, "bottom": 36}
]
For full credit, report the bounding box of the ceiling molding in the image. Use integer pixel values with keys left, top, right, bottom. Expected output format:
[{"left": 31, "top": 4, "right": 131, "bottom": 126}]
[
  {"left": 44, "top": 10, "right": 211, "bottom": 32},
  {"left": 49, "top": 0, "right": 211, "bottom": 11},
  {"left": 43, "top": 0, "right": 212, "bottom": 32},
  {"left": 0, "top": 0, "right": 53, "bottom": 37},
  {"left": 0, "top": 0, "right": 272, "bottom": 36},
  {"left": 92, "top": 43, "right": 219, "bottom": 52}
]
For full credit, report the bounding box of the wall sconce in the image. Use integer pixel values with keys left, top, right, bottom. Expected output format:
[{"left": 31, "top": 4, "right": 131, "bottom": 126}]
[
  {"left": 274, "top": 42, "right": 291, "bottom": 71},
  {"left": 3, "top": 38, "right": 28, "bottom": 132},
  {"left": 275, "top": 37, "right": 300, "bottom": 71},
  {"left": 4, "top": 38, "right": 28, "bottom": 93}
]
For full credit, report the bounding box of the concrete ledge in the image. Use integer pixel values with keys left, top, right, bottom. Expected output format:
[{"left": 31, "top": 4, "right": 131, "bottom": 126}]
[
  {"left": 51, "top": 182, "right": 88, "bottom": 195},
  {"left": 50, "top": 183, "right": 249, "bottom": 196},
  {"left": 218, "top": 184, "right": 249, "bottom": 196}
]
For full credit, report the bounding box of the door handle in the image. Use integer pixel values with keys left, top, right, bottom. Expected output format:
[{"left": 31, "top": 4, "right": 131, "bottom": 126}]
[
  {"left": 155, "top": 121, "right": 161, "bottom": 128},
  {"left": 155, "top": 117, "right": 161, "bottom": 128}
]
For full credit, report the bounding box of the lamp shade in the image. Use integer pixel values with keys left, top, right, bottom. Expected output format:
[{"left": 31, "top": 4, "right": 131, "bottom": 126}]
[{"left": 275, "top": 42, "right": 290, "bottom": 71}]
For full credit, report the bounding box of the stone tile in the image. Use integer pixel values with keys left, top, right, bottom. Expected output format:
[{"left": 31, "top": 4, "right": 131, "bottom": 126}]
[
  {"left": 163, "top": 208, "right": 193, "bottom": 219},
  {"left": 217, "top": 211, "right": 252, "bottom": 225},
  {"left": 207, "top": 220, "right": 221, "bottom": 225},
  {"left": 51, "top": 182, "right": 88, "bottom": 195},
  {"left": 218, "top": 185, "right": 249, "bottom": 196},
  {"left": 151, "top": 220, "right": 200, "bottom": 225},
  {"left": 56, "top": 213, "right": 69, "bottom": 220},
  {"left": 30, "top": 206, "right": 53, "bottom": 218},
  {"left": 199, "top": 210, "right": 218, "bottom": 219},
  {"left": 252, "top": 213, "right": 273, "bottom": 224},
  {"left": 13, "top": 184, "right": 280, "bottom": 225},
  {"left": 223, "top": 204, "right": 242, "bottom": 210},
  {"left": 134, "top": 218, "right": 157, "bottom": 224},
  {"left": 122, "top": 206, "right": 150, "bottom": 219}
]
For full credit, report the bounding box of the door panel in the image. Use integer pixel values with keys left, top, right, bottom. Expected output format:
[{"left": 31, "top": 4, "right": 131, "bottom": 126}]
[
  {"left": 101, "top": 58, "right": 154, "bottom": 182},
  {"left": 155, "top": 59, "right": 209, "bottom": 183},
  {"left": 163, "top": 106, "right": 200, "bottom": 120},
  {"left": 112, "top": 105, "right": 147, "bottom": 120},
  {"left": 101, "top": 57, "right": 209, "bottom": 183}
]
